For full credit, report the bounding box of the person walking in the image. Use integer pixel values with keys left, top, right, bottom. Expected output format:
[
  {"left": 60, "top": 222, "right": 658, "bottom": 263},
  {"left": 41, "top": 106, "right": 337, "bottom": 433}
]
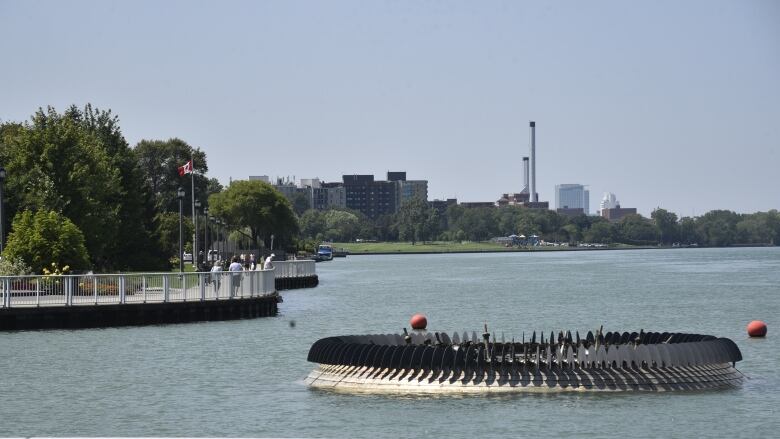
[
  {"left": 263, "top": 253, "right": 275, "bottom": 270},
  {"left": 229, "top": 256, "right": 243, "bottom": 297},
  {"left": 210, "top": 260, "right": 223, "bottom": 297}
]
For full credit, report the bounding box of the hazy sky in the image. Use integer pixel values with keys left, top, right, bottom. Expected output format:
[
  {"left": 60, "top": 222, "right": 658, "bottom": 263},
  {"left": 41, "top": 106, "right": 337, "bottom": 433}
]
[{"left": 1, "top": 0, "right": 778, "bottom": 216}]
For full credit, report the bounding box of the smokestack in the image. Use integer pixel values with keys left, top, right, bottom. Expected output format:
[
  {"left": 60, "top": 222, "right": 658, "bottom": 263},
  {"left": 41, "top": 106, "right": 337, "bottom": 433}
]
[
  {"left": 522, "top": 157, "right": 529, "bottom": 193},
  {"left": 529, "top": 121, "right": 537, "bottom": 202}
]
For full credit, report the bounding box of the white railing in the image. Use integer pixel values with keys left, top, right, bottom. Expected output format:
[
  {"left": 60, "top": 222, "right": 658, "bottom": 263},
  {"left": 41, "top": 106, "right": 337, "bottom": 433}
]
[
  {"left": 0, "top": 270, "right": 276, "bottom": 308},
  {"left": 273, "top": 260, "right": 316, "bottom": 278}
]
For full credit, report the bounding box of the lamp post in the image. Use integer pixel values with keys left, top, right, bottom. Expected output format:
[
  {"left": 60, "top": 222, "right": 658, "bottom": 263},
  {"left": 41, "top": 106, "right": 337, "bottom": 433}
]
[
  {"left": 177, "top": 187, "right": 185, "bottom": 273},
  {"left": 193, "top": 199, "right": 201, "bottom": 268},
  {"left": 0, "top": 166, "right": 6, "bottom": 254},
  {"left": 270, "top": 234, "right": 275, "bottom": 252},
  {"left": 217, "top": 219, "right": 224, "bottom": 261},
  {"left": 204, "top": 208, "right": 209, "bottom": 263}
]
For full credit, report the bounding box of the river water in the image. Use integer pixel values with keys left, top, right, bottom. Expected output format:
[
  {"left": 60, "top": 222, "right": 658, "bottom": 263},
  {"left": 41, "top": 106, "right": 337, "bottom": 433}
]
[{"left": 1, "top": 247, "right": 779, "bottom": 438}]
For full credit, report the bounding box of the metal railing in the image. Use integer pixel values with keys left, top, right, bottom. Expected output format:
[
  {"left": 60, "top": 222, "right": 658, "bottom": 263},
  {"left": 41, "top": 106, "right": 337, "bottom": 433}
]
[
  {"left": 0, "top": 270, "right": 277, "bottom": 308},
  {"left": 272, "top": 260, "right": 316, "bottom": 278}
]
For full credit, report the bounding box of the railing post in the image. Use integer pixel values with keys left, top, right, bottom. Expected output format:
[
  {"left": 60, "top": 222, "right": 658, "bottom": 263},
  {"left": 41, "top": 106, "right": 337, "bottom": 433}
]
[
  {"left": 66, "top": 277, "right": 73, "bottom": 306},
  {"left": 229, "top": 273, "right": 233, "bottom": 299},
  {"left": 143, "top": 275, "right": 147, "bottom": 303},
  {"left": 94, "top": 276, "right": 98, "bottom": 304},
  {"left": 182, "top": 274, "right": 187, "bottom": 302},
  {"left": 199, "top": 273, "right": 206, "bottom": 301},
  {"left": 119, "top": 276, "right": 126, "bottom": 304},
  {"left": 36, "top": 278, "right": 40, "bottom": 307},
  {"left": 3, "top": 278, "right": 10, "bottom": 308},
  {"left": 163, "top": 275, "right": 170, "bottom": 302},
  {"left": 250, "top": 271, "right": 255, "bottom": 298}
]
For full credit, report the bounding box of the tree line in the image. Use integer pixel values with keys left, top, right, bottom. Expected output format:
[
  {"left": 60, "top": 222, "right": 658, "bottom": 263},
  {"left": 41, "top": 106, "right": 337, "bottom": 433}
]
[
  {"left": 299, "top": 199, "right": 780, "bottom": 247},
  {"left": 0, "top": 105, "right": 297, "bottom": 274}
]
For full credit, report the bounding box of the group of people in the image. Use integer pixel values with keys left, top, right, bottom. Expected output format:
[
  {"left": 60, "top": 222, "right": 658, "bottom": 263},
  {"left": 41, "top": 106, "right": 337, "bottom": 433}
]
[
  {"left": 209, "top": 253, "right": 275, "bottom": 275},
  {"left": 207, "top": 253, "right": 276, "bottom": 296}
]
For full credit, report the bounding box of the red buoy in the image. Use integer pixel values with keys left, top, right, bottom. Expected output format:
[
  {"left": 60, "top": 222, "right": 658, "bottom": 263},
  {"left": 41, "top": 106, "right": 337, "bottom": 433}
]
[
  {"left": 410, "top": 313, "right": 428, "bottom": 330},
  {"left": 747, "top": 320, "right": 767, "bottom": 337}
]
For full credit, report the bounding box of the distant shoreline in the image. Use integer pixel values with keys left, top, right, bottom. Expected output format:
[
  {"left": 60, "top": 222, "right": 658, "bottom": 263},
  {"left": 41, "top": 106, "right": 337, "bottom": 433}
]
[{"left": 338, "top": 243, "right": 775, "bottom": 256}]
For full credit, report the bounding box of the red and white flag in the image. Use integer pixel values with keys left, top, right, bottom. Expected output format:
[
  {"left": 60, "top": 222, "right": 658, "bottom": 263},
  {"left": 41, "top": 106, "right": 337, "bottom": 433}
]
[{"left": 178, "top": 160, "right": 193, "bottom": 176}]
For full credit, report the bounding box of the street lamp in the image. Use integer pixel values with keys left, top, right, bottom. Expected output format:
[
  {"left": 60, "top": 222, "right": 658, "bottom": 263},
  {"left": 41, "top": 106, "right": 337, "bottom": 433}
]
[
  {"left": 0, "top": 166, "right": 6, "bottom": 254},
  {"left": 270, "top": 234, "right": 275, "bottom": 252},
  {"left": 177, "top": 187, "right": 185, "bottom": 273},
  {"left": 204, "top": 208, "right": 209, "bottom": 263},
  {"left": 194, "top": 199, "right": 201, "bottom": 268}
]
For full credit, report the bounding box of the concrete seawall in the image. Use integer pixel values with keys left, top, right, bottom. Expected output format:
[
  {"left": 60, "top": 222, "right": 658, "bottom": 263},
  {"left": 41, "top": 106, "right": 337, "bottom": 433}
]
[{"left": 0, "top": 294, "right": 281, "bottom": 330}]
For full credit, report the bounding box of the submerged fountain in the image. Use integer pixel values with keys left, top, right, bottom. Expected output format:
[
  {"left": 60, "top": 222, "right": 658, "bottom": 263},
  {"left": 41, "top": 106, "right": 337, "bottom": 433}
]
[{"left": 305, "top": 325, "right": 743, "bottom": 393}]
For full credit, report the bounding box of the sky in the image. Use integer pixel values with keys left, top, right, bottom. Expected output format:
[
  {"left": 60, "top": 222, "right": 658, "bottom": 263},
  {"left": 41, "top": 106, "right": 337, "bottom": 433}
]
[{"left": 1, "top": 0, "right": 778, "bottom": 216}]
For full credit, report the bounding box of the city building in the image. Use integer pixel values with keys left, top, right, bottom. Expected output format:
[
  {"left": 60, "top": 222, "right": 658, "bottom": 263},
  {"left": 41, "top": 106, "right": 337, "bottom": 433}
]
[
  {"left": 601, "top": 205, "right": 638, "bottom": 222},
  {"left": 249, "top": 175, "right": 270, "bottom": 183},
  {"left": 461, "top": 202, "right": 496, "bottom": 209},
  {"left": 343, "top": 174, "right": 399, "bottom": 218},
  {"left": 555, "top": 184, "right": 589, "bottom": 215},
  {"left": 600, "top": 192, "right": 618, "bottom": 214},
  {"left": 430, "top": 198, "right": 457, "bottom": 215},
  {"left": 257, "top": 171, "right": 427, "bottom": 216},
  {"left": 496, "top": 193, "right": 530, "bottom": 207}
]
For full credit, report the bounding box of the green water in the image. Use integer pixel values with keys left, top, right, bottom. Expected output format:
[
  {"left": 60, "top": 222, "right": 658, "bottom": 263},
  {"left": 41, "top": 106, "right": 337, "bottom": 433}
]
[{"left": 1, "top": 247, "right": 778, "bottom": 437}]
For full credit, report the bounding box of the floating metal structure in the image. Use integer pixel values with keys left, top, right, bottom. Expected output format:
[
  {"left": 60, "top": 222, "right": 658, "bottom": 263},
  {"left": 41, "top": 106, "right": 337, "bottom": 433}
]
[{"left": 305, "top": 327, "right": 743, "bottom": 393}]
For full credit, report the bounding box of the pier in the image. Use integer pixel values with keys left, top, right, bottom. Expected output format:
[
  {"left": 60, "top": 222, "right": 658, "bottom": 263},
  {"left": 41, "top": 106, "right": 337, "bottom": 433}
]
[{"left": 0, "top": 260, "right": 317, "bottom": 330}]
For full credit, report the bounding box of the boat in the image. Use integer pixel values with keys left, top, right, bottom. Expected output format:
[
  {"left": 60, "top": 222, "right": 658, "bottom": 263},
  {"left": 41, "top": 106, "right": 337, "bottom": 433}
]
[{"left": 316, "top": 244, "right": 333, "bottom": 261}]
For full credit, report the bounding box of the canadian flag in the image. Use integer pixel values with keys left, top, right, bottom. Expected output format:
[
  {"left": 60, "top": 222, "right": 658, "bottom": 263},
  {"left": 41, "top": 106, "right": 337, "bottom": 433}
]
[{"left": 178, "top": 160, "right": 193, "bottom": 176}]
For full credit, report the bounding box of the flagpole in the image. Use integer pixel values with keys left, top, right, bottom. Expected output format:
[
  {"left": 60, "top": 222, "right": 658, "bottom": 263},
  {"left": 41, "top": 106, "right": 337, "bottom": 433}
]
[{"left": 191, "top": 154, "right": 196, "bottom": 269}]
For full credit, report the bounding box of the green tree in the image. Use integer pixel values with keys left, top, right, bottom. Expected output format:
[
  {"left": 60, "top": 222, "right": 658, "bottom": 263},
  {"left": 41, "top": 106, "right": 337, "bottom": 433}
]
[
  {"left": 290, "top": 192, "right": 312, "bottom": 216},
  {"left": 133, "top": 138, "right": 211, "bottom": 214},
  {"left": 615, "top": 214, "right": 659, "bottom": 245},
  {"left": 323, "top": 210, "right": 361, "bottom": 242},
  {"left": 397, "top": 198, "right": 431, "bottom": 244},
  {"left": 208, "top": 180, "right": 298, "bottom": 249},
  {"left": 736, "top": 212, "right": 776, "bottom": 244},
  {"left": 651, "top": 208, "right": 679, "bottom": 244},
  {"left": 584, "top": 221, "right": 614, "bottom": 243},
  {"left": 2, "top": 210, "right": 90, "bottom": 273},
  {"left": 561, "top": 223, "right": 582, "bottom": 244},
  {"left": 0, "top": 106, "right": 143, "bottom": 269},
  {"left": 299, "top": 209, "right": 326, "bottom": 240},
  {"left": 695, "top": 210, "right": 740, "bottom": 246},
  {"left": 154, "top": 212, "right": 195, "bottom": 260}
]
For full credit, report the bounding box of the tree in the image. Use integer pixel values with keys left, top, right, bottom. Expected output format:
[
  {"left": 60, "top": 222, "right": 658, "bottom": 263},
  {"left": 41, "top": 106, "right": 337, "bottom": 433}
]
[
  {"left": 696, "top": 210, "right": 740, "bottom": 246},
  {"left": 208, "top": 180, "right": 298, "bottom": 249},
  {"left": 323, "top": 210, "right": 361, "bottom": 242},
  {"left": 154, "top": 212, "right": 194, "bottom": 261},
  {"left": 397, "top": 198, "right": 431, "bottom": 244},
  {"left": 0, "top": 106, "right": 158, "bottom": 270},
  {"left": 615, "top": 214, "right": 659, "bottom": 245},
  {"left": 2, "top": 210, "right": 90, "bottom": 273},
  {"left": 299, "top": 210, "right": 326, "bottom": 240},
  {"left": 584, "top": 221, "right": 614, "bottom": 244},
  {"left": 651, "top": 208, "right": 679, "bottom": 244},
  {"left": 133, "top": 138, "right": 211, "bottom": 214},
  {"left": 290, "top": 192, "right": 312, "bottom": 216}
]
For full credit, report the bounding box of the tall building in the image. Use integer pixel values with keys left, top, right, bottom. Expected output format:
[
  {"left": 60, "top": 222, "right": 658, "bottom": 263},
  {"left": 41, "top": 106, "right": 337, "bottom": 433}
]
[
  {"left": 342, "top": 174, "right": 398, "bottom": 218},
  {"left": 599, "top": 192, "right": 618, "bottom": 214},
  {"left": 555, "top": 184, "right": 589, "bottom": 214}
]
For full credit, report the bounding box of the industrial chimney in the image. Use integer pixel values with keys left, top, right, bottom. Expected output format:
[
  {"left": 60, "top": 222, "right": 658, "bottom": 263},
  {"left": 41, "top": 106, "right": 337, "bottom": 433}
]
[
  {"left": 522, "top": 157, "right": 529, "bottom": 193},
  {"left": 529, "top": 121, "right": 537, "bottom": 202}
]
